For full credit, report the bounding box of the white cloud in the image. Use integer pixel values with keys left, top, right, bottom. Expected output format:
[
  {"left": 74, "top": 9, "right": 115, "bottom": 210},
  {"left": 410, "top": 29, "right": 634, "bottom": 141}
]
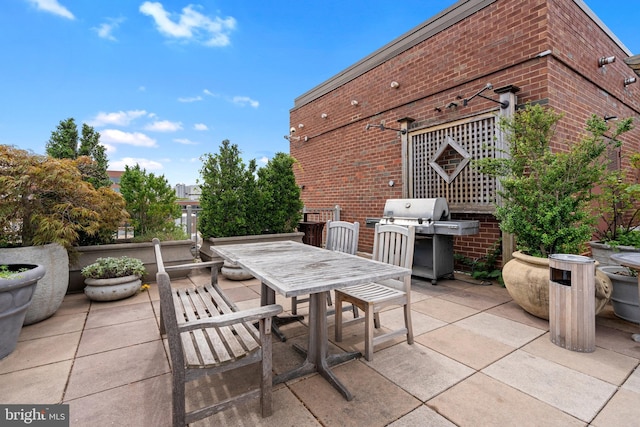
[
  {"left": 144, "top": 120, "right": 183, "bottom": 132},
  {"left": 203, "top": 89, "right": 218, "bottom": 97},
  {"left": 177, "top": 95, "right": 203, "bottom": 103},
  {"left": 100, "top": 129, "right": 157, "bottom": 147},
  {"left": 258, "top": 156, "right": 269, "bottom": 165},
  {"left": 89, "top": 110, "right": 149, "bottom": 127},
  {"left": 139, "top": 2, "right": 236, "bottom": 47},
  {"left": 174, "top": 138, "right": 198, "bottom": 145},
  {"left": 193, "top": 123, "right": 208, "bottom": 131},
  {"left": 27, "top": 0, "right": 74, "bottom": 20},
  {"left": 94, "top": 17, "right": 125, "bottom": 41},
  {"left": 232, "top": 96, "right": 259, "bottom": 108},
  {"left": 111, "top": 157, "right": 164, "bottom": 171}
]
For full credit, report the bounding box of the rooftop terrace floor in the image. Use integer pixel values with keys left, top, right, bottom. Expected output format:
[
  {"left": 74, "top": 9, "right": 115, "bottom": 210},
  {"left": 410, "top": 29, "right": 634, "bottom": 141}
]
[{"left": 2, "top": 269, "right": 639, "bottom": 426}]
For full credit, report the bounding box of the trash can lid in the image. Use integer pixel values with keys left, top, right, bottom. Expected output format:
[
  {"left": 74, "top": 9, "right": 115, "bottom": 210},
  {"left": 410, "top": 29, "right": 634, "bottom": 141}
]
[{"left": 549, "top": 254, "right": 594, "bottom": 264}]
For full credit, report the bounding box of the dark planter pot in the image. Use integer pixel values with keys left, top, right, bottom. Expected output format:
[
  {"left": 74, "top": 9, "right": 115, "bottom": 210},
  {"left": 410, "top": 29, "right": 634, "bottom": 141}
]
[
  {"left": 598, "top": 265, "right": 639, "bottom": 324},
  {"left": 0, "top": 264, "right": 46, "bottom": 359},
  {"left": 589, "top": 241, "right": 640, "bottom": 266},
  {"left": 69, "top": 240, "right": 196, "bottom": 293},
  {"left": 0, "top": 244, "right": 68, "bottom": 325}
]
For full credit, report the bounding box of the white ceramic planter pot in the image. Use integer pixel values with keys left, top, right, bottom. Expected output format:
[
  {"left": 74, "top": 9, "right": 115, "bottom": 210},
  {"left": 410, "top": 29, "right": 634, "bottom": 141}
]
[
  {"left": 220, "top": 260, "right": 254, "bottom": 281},
  {"left": 84, "top": 275, "right": 142, "bottom": 302}
]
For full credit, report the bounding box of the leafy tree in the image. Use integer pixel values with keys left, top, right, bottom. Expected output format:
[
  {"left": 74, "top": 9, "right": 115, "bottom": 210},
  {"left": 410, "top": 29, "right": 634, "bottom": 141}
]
[
  {"left": 199, "top": 141, "right": 303, "bottom": 238},
  {"left": 46, "top": 118, "right": 111, "bottom": 188},
  {"left": 0, "top": 145, "right": 127, "bottom": 252},
  {"left": 119, "top": 164, "right": 182, "bottom": 237},
  {"left": 199, "top": 140, "right": 262, "bottom": 237},
  {"left": 258, "top": 153, "right": 303, "bottom": 233}
]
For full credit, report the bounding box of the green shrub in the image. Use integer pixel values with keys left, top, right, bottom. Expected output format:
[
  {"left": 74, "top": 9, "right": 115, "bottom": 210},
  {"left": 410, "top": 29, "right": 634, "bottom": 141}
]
[
  {"left": 199, "top": 141, "right": 302, "bottom": 238},
  {"left": 81, "top": 257, "right": 146, "bottom": 279},
  {"left": 474, "top": 104, "right": 633, "bottom": 258}
]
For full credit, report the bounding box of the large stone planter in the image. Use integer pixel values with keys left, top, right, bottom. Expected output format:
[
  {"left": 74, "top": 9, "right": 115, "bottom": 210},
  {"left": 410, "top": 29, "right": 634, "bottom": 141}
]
[
  {"left": 502, "top": 251, "right": 612, "bottom": 319},
  {"left": 0, "top": 264, "right": 46, "bottom": 359},
  {"left": 199, "top": 232, "right": 304, "bottom": 280},
  {"left": 598, "top": 265, "right": 639, "bottom": 324},
  {"left": 589, "top": 241, "right": 640, "bottom": 266},
  {"left": 84, "top": 275, "right": 142, "bottom": 302},
  {"left": 0, "top": 244, "right": 69, "bottom": 325},
  {"left": 69, "top": 240, "right": 195, "bottom": 293}
]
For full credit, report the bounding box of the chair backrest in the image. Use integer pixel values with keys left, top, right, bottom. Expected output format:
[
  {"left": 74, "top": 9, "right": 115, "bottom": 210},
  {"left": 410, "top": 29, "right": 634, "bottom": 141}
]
[
  {"left": 372, "top": 223, "right": 416, "bottom": 268},
  {"left": 325, "top": 221, "right": 360, "bottom": 255}
]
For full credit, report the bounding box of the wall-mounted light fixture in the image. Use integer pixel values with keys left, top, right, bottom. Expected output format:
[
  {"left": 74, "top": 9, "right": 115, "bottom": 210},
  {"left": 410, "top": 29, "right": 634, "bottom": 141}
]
[
  {"left": 463, "top": 83, "right": 509, "bottom": 109},
  {"left": 320, "top": 113, "right": 328, "bottom": 119},
  {"left": 351, "top": 100, "right": 359, "bottom": 106},
  {"left": 624, "top": 77, "right": 637, "bottom": 87},
  {"left": 598, "top": 56, "right": 616, "bottom": 67},
  {"left": 284, "top": 135, "right": 308, "bottom": 142},
  {"left": 364, "top": 123, "right": 407, "bottom": 135},
  {"left": 447, "top": 102, "right": 458, "bottom": 109},
  {"left": 603, "top": 115, "right": 618, "bottom": 122},
  {"left": 390, "top": 81, "right": 400, "bottom": 89}
]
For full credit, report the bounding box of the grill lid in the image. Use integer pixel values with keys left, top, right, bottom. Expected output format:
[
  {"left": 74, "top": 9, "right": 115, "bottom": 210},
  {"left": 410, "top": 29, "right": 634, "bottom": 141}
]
[{"left": 381, "top": 198, "right": 450, "bottom": 225}]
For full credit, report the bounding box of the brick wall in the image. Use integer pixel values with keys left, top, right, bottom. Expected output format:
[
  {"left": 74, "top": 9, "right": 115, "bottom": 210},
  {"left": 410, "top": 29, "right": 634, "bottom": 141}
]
[{"left": 290, "top": 0, "right": 640, "bottom": 263}]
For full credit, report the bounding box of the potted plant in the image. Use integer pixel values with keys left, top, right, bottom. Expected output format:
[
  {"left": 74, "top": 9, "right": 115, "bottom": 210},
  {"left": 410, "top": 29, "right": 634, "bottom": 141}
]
[
  {"left": 81, "top": 256, "right": 146, "bottom": 301},
  {"left": 0, "top": 263, "right": 46, "bottom": 359},
  {"left": 474, "top": 104, "right": 632, "bottom": 319},
  {"left": 591, "top": 152, "right": 640, "bottom": 264},
  {"left": 591, "top": 152, "right": 640, "bottom": 323},
  {"left": 0, "top": 145, "right": 128, "bottom": 323},
  {"left": 198, "top": 141, "right": 304, "bottom": 279}
]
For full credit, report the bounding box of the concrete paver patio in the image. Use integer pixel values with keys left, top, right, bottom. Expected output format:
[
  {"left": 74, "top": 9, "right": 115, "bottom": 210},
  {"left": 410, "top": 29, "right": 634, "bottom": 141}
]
[{"left": 1, "top": 268, "right": 639, "bottom": 426}]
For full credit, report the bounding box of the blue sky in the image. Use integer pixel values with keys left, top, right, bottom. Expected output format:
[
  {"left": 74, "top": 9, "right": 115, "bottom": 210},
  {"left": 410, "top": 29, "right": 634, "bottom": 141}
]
[{"left": 1, "top": 1, "right": 638, "bottom": 187}]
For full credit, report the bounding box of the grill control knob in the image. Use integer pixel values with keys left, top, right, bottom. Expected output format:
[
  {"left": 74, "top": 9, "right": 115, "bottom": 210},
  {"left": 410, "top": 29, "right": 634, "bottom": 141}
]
[{"left": 405, "top": 202, "right": 411, "bottom": 208}]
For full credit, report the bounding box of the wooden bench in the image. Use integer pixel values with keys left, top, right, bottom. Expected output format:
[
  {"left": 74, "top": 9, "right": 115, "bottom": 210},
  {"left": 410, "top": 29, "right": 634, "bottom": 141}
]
[{"left": 152, "top": 238, "right": 283, "bottom": 426}]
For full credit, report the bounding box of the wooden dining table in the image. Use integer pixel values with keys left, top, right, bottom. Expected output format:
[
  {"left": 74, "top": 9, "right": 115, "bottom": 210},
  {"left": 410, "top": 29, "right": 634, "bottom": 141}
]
[{"left": 211, "top": 240, "right": 412, "bottom": 401}]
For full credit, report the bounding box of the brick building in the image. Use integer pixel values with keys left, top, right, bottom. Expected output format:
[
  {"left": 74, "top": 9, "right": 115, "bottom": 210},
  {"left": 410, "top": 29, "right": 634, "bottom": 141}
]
[{"left": 288, "top": 0, "right": 640, "bottom": 265}]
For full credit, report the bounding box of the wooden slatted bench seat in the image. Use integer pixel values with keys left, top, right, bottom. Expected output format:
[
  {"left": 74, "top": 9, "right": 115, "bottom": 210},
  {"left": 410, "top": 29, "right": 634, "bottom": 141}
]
[{"left": 153, "top": 238, "right": 282, "bottom": 426}]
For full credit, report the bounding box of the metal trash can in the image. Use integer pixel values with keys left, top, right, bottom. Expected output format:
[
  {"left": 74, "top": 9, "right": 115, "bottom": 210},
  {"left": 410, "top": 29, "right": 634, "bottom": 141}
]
[
  {"left": 548, "top": 254, "right": 596, "bottom": 352},
  {"left": 298, "top": 221, "right": 325, "bottom": 247}
]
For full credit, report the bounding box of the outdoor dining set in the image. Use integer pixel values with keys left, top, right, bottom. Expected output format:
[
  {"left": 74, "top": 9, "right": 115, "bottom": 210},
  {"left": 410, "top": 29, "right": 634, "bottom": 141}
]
[{"left": 153, "top": 220, "right": 417, "bottom": 426}]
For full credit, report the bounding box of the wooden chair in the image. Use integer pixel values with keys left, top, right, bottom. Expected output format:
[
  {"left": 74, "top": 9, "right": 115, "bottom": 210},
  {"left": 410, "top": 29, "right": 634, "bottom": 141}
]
[
  {"left": 291, "top": 220, "right": 360, "bottom": 318},
  {"left": 153, "top": 238, "right": 283, "bottom": 426},
  {"left": 334, "top": 224, "right": 415, "bottom": 361}
]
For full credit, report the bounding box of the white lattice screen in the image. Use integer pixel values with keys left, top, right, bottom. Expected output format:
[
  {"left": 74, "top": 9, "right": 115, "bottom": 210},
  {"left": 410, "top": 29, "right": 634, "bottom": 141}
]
[{"left": 409, "top": 113, "right": 498, "bottom": 213}]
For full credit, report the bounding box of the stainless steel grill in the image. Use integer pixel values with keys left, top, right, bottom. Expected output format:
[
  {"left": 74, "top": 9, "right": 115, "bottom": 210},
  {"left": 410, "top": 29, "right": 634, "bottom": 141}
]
[{"left": 366, "top": 198, "right": 480, "bottom": 283}]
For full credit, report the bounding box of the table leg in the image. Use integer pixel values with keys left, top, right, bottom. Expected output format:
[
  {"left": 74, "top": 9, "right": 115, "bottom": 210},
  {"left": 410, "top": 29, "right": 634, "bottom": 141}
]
[
  {"left": 273, "top": 291, "right": 361, "bottom": 400},
  {"left": 261, "top": 282, "right": 304, "bottom": 342}
]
